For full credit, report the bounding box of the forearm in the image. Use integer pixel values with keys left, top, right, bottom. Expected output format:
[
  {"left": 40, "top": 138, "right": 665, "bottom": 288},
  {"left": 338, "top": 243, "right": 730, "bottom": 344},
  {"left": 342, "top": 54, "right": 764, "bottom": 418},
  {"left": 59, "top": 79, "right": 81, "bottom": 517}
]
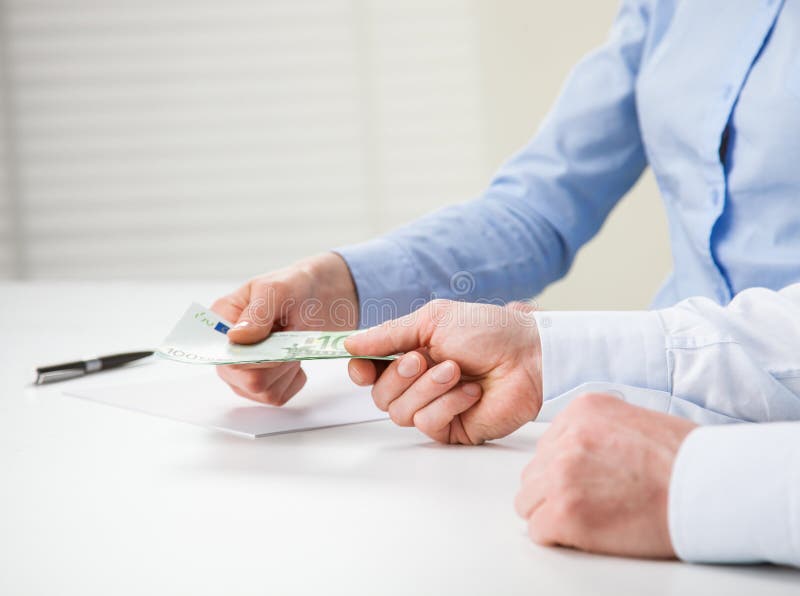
[{"left": 336, "top": 199, "right": 569, "bottom": 327}]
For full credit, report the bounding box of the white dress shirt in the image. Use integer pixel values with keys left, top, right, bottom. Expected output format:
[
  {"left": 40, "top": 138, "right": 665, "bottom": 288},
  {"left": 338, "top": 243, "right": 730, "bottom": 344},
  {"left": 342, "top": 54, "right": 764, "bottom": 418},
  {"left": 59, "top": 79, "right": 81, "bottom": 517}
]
[
  {"left": 670, "top": 422, "right": 799, "bottom": 567},
  {"left": 534, "top": 283, "right": 800, "bottom": 566}
]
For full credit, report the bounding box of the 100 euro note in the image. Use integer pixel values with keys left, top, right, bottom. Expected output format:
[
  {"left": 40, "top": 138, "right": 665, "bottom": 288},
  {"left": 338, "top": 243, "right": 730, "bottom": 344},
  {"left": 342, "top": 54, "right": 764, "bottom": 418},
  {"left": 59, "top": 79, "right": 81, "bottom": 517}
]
[{"left": 156, "top": 303, "right": 397, "bottom": 365}]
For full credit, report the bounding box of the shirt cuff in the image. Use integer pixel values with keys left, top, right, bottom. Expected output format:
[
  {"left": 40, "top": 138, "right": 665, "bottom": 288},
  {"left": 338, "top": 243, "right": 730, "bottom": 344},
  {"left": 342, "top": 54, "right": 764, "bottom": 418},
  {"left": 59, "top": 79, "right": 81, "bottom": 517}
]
[
  {"left": 334, "top": 239, "right": 429, "bottom": 328},
  {"left": 533, "top": 310, "right": 669, "bottom": 401},
  {"left": 668, "top": 423, "right": 800, "bottom": 566}
]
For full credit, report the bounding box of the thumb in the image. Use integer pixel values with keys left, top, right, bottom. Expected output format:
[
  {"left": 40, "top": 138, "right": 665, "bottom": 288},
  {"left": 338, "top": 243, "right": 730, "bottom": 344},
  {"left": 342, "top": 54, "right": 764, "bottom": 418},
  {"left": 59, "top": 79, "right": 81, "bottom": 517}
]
[
  {"left": 345, "top": 306, "right": 435, "bottom": 357},
  {"left": 227, "top": 309, "right": 274, "bottom": 345},
  {"left": 226, "top": 284, "right": 289, "bottom": 345}
]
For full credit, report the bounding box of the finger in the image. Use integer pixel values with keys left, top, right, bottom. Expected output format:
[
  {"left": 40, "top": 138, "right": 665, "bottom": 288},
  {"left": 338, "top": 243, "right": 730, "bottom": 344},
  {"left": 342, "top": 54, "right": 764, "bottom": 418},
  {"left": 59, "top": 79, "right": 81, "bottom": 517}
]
[
  {"left": 226, "top": 281, "right": 292, "bottom": 345},
  {"left": 372, "top": 352, "right": 428, "bottom": 411},
  {"left": 211, "top": 285, "right": 250, "bottom": 324},
  {"left": 229, "top": 384, "right": 253, "bottom": 400},
  {"left": 385, "top": 359, "right": 461, "bottom": 425},
  {"left": 371, "top": 352, "right": 431, "bottom": 411},
  {"left": 411, "top": 382, "right": 482, "bottom": 443},
  {"left": 225, "top": 362, "right": 285, "bottom": 371},
  {"left": 215, "top": 363, "right": 288, "bottom": 403},
  {"left": 527, "top": 503, "right": 562, "bottom": 547},
  {"left": 281, "top": 367, "right": 309, "bottom": 403},
  {"left": 344, "top": 303, "right": 440, "bottom": 357},
  {"left": 520, "top": 427, "right": 559, "bottom": 481},
  {"left": 347, "top": 358, "right": 390, "bottom": 386},
  {"left": 218, "top": 361, "right": 300, "bottom": 403},
  {"left": 217, "top": 364, "right": 253, "bottom": 396},
  {"left": 514, "top": 464, "right": 548, "bottom": 519},
  {"left": 217, "top": 361, "right": 297, "bottom": 395},
  {"left": 217, "top": 362, "right": 291, "bottom": 403},
  {"left": 267, "top": 366, "right": 308, "bottom": 406}
]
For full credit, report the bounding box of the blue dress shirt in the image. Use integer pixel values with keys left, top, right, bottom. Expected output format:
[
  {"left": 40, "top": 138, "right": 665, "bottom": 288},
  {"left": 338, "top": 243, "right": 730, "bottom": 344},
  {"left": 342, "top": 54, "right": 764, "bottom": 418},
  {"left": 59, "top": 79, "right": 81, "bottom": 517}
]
[
  {"left": 335, "top": 0, "right": 800, "bottom": 566},
  {"left": 337, "top": 0, "right": 800, "bottom": 325}
]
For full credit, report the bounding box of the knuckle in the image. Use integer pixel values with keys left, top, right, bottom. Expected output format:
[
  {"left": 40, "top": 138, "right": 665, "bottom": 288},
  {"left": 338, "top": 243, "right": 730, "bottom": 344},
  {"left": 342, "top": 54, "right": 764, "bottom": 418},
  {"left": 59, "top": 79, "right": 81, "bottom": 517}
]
[
  {"left": 287, "top": 373, "right": 307, "bottom": 399},
  {"left": 371, "top": 385, "right": 388, "bottom": 410},
  {"left": 567, "top": 392, "right": 618, "bottom": 417},
  {"left": 283, "top": 361, "right": 301, "bottom": 374},
  {"left": 411, "top": 410, "right": 432, "bottom": 433},
  {"left": 249, "top": 282, "right": 272, "bottom": 304},
  {"left": 426, "top": 298, "right": 452, "bottom": 310},
  {"left": 565, "top": 425, "right": 595, "bottom": 451},
  {"left": 260, "top": 389, "right": 284, "bottom": 406},
  {"left": 266, "top": 279, "right": 291, "bottom": 301},
  {"left": 210, "top": 297, "right": 228, "bottom": 313},
  {"left": 554, "top": 491, "right": 586, "bottom": 525},
  {"left": 424, "top": 299, "right": 454, "bottom": 323},
  {"left": 241, "top": 372, "right": 267, "bottom": 395},
  {"left": 252, "top": 277, "right": 275, "bottom": 293},
  {"left": 566, "top": 392, "right": 599, "bottom": 415},
  {"left": 545, "top": 506, "right": 569, "bottom": 532},
  {"left": 553, "top": 452, "right": 584, "bottom": 487},
  {"left": 387, "top": 402, "right": 411, "bottom": 426},
  {"left": 560, "top": 489, "right": 583, "bottom": 515}
]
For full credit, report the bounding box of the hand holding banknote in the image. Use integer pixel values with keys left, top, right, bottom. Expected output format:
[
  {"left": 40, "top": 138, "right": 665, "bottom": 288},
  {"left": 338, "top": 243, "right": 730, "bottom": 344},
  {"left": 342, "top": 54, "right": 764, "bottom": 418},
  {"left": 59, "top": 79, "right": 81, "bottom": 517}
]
[
  {"left": 210, "top": 253, "right": 359, "bottom": 405},
  {"left": 345, "top": 300, "right": 543, "bottom": 445}
]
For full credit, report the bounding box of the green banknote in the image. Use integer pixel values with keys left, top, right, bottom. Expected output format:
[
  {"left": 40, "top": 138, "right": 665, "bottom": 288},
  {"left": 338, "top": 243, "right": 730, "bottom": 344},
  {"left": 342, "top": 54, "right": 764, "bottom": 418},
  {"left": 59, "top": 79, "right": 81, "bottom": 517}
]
[{"left": 156, "top": 303, "right": 396, "bottom": 365}]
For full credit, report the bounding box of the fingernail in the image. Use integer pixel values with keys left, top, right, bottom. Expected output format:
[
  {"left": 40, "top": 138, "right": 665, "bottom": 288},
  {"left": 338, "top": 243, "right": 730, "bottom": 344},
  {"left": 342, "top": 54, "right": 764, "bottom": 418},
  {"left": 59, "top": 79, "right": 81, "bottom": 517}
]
[
  {"left": 233, "top": 321, "right": 250, "bottom": 330},
  {"left": 397, "top": 354, "right": 421, "bottom": 378},
  {"left": 431, "top": 361, "right": 455, "bottom": 384},
  {"left": 462, "top": 383, "right": 481, "bottom": 397}
]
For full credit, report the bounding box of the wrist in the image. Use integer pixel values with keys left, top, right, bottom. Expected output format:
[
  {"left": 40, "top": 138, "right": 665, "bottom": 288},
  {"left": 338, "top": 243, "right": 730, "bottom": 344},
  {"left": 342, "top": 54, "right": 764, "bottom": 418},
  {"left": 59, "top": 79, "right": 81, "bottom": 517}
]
[
  {"left": 529, "top": 320, "right": 543, "bottom": 415},
  {"left": 301, "top": 252, "right": 359, "bottom": 329},
  {"left": 512, "top": 308, "right": 543, "bottom": 417},
  {"left": 532, "top": 310, "right": 668, "bottom": 402}
]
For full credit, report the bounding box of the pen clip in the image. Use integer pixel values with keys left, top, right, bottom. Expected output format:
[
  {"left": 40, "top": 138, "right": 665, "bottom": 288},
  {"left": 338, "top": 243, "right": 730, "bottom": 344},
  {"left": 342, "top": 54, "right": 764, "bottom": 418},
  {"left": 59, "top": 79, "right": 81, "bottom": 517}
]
[{"left": 35, "top": 368, "right": 85, "bottom": 385}]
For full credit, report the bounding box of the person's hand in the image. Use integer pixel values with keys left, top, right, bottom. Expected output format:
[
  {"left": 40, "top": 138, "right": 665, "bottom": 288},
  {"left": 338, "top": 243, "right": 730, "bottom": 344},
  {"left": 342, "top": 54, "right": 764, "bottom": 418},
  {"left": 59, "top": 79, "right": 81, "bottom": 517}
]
[
  {"left": 211, "top": 252, "right": 358, "bottom": 405},
  {"left": 344, "top": 299, "right": 542, "bottom": 445},
  {"left": 515, "top": 393, "right": 697, "bottom": 558}
]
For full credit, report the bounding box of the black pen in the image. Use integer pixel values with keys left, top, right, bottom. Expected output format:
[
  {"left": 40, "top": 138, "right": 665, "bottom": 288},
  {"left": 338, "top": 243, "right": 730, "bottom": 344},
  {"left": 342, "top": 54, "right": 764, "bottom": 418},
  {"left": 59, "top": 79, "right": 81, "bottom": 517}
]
[{"left": 35, "top": 351, "right": 154, "bottom": 385}]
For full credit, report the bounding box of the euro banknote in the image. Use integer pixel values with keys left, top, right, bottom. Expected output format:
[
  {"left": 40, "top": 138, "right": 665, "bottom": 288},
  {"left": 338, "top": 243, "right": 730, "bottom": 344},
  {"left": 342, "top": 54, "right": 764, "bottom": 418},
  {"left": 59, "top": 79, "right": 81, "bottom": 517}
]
[{"left": 156, "top": 303, "right": 396, "bottom": 365}]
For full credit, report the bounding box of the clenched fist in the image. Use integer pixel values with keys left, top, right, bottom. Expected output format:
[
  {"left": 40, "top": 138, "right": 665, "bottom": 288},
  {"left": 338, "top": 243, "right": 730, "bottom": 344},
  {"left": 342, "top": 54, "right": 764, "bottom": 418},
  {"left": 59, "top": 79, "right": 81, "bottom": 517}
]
[{"left": 515, "top": 393, "right": 697, "bottom": 558}]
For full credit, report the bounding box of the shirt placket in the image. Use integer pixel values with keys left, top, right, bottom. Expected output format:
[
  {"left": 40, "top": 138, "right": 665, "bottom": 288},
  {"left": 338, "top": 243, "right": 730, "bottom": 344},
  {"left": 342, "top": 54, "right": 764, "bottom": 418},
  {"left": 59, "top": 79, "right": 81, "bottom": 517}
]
[
  {"left": 700, "top": 0, "right": 785, "bottom": 304},
  {"left": 703, "top": 0, "right": 784, "bottom": 304}
]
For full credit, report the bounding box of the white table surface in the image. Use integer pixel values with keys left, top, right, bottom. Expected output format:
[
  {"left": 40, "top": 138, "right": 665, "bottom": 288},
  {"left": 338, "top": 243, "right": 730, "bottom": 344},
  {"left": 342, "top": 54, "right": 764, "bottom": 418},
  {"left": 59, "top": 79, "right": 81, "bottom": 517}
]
[{"left": 1, "top": 281, "right": 798, "bottom": 596}]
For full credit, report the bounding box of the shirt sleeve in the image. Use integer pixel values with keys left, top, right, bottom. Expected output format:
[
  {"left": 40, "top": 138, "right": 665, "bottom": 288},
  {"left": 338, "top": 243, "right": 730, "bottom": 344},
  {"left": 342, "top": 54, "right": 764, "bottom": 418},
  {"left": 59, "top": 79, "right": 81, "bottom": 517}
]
[
  {"left": 336, "top": 0, "right": 653, "bottom": 327},
  {"left": 534, "top": 283, "right": 800, "bottom": 423},
  {"left": 669, "top": 422, "right": 800, "bottom": 567}
]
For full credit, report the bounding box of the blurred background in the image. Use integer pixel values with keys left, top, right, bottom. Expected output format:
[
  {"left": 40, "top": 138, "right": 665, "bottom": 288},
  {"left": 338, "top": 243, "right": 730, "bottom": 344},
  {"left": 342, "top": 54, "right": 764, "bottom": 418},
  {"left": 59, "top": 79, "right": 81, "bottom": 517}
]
[{"left": 0, "top": 0, "right": 671, "bottom": 309}]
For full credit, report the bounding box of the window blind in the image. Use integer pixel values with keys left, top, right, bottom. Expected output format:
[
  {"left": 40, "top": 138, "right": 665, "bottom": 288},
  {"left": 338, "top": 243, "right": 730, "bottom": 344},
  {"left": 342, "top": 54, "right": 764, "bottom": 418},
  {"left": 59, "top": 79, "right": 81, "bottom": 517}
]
[
  {"left": 0, "top": 0, "right": 484, "bottom": 279},
  {"left": 0, "top": 86, "right": 13, "bottom": 278}
]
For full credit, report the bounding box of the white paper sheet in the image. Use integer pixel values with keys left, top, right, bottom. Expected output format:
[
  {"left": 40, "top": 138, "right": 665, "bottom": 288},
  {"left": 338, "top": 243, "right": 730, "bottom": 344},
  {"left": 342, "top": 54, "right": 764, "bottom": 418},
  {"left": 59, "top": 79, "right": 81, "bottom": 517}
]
[{"left": 64, "top": 359, "right": 387, "bottom": 438}]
